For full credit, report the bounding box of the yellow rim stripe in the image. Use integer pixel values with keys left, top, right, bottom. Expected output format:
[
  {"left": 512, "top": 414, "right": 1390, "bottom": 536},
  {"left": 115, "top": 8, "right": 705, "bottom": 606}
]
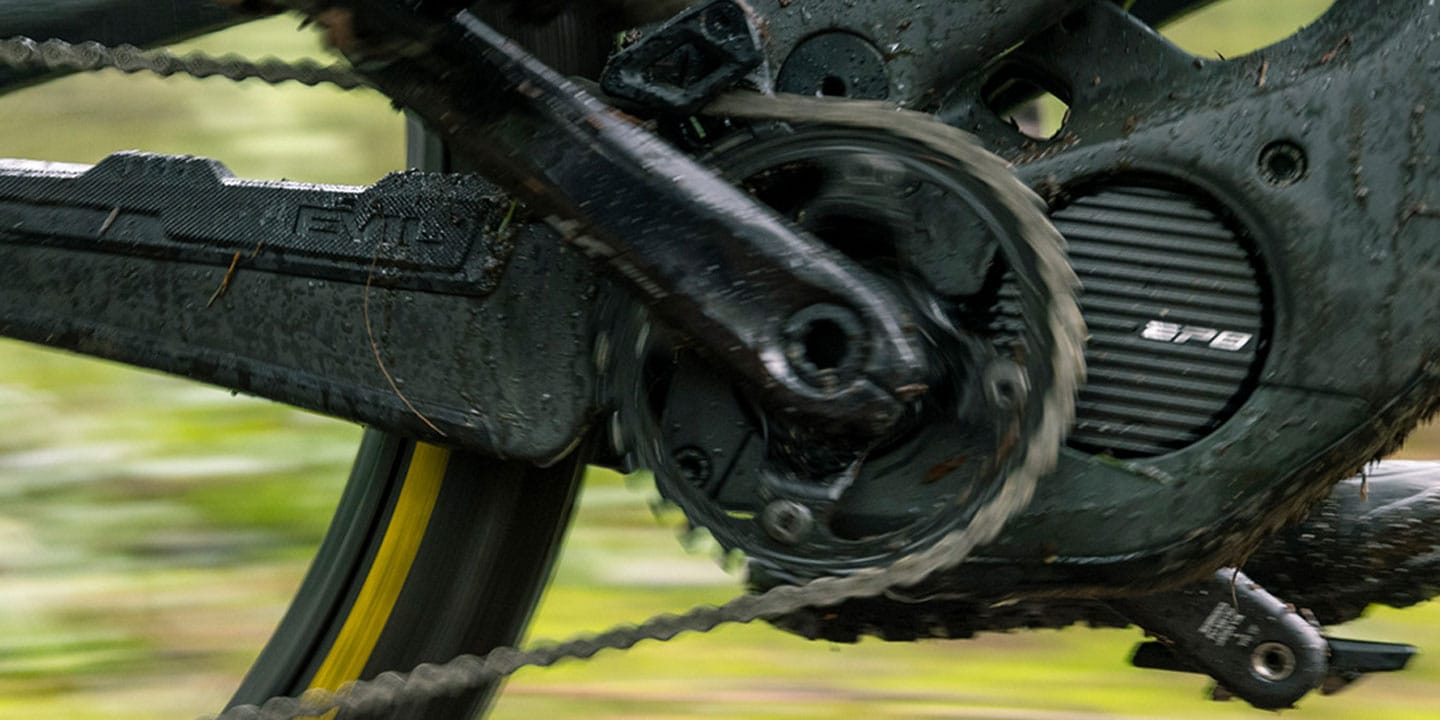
[{"left": 308, "top": 442, "right": 450, "bottom": 692}]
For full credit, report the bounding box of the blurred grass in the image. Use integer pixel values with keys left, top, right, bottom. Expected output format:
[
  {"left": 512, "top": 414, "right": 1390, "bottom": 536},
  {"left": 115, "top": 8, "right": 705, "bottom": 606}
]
[
  {"left": 0, "top": 20, "right": 404, "bottom": 185},
  {"left": 2, "top": 2, "right": 1439, "bottom": 719}
]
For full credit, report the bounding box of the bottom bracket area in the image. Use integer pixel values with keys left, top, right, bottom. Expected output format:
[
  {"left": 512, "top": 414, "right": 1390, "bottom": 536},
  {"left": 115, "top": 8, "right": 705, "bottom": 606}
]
[{"left": 607, "top": 123, "right": 1071, "bottom": 582}]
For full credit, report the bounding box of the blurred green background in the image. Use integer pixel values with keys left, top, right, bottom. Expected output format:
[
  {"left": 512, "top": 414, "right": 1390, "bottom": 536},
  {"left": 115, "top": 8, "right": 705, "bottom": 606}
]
[{"left": 2, "top": 2, "right": 1438, "bottom": 718}]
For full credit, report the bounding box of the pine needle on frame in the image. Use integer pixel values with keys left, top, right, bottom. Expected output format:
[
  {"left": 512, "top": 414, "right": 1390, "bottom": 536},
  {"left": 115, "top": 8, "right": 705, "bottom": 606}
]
[{"left": 364, "top": 252, "right": 447, "bottom": 438}]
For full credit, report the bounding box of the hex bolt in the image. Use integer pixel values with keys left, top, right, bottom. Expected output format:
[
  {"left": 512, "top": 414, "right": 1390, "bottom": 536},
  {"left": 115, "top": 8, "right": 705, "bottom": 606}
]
[
  {"left": 761, "top": 499, "right": 814, "bottom": 544},
  {"left": 673, "top": 446, "right": 712, "bottom": 488},
  {"left": 1249, "top": 641, "right": 1297, "bottom": 682},
  {"left": 702, "top": 1, "right": 743, "bottom": 37},
  {"left": 782, "top": 303, "right": 865, "bottom": 388},
  {"left": 984, "top": 359, "right": 1029, "bottom": 412},
  {"left": 1259, "top": 140, "right": 1307, "bottom": 186}
]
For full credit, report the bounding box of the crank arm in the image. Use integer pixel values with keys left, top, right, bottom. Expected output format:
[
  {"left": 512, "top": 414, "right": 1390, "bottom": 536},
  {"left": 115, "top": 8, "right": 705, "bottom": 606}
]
[
  {"left": 1113, "top": 569, "right": 1418, "bottom": 709},
  {"left": 0, "top": 153, "right": 596, "bottom": 461},
  {"left": 310, "top": 0, "right": 931, "bottom": 437}
]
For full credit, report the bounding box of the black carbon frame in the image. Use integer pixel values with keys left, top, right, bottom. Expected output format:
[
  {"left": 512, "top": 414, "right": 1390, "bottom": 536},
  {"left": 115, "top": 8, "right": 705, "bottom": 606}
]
[
  {"left": 7, "top": 0, "right": 1439, "bottom": 604},
  {"left": 0, "top": 0, "right": 1104, "bottom": 459}
]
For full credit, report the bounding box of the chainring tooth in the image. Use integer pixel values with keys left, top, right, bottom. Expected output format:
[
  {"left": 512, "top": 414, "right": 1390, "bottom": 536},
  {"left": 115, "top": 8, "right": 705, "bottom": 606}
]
[
  {"left": 603, "top": 93, "right": 1082, "bottom": 610},
  {"left": 2, "top": 23, "right": 1083, "bottom": 713}
]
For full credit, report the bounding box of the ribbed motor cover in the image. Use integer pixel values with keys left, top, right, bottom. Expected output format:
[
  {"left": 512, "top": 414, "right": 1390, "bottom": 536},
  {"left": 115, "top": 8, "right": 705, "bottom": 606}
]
[{"left": 996, "top": 181, "right": 1267, "bottom": 457}]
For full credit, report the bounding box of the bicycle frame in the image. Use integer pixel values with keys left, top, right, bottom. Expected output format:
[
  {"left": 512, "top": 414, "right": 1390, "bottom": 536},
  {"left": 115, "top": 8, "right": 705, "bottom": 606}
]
[
  {"left": 2, "top": 0, "right": 1438, "bottom": 581},
  {"left": 5, "top": 0, "right": 1440, "bottom": 712}
]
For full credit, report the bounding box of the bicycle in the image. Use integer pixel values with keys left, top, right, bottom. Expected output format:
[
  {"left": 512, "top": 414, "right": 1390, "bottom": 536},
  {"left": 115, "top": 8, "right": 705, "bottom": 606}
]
[{"left": 2, "top": 1, "right": 1440, "bottom": 720}]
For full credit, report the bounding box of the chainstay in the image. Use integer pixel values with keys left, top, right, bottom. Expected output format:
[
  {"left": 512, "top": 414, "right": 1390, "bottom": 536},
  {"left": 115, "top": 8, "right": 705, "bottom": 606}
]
[
  {"left": 217, "top": 93, "right": 1085, "bottom": 720},
  {"left": 0, "top": 36, "right": 367, "bottom": 89},
  {"left": 0, "top": 30, "right": 1084, "bottom": 720}
]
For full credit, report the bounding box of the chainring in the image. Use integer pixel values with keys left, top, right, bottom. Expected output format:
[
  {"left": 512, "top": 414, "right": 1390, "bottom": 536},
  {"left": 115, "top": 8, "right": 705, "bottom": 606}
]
[{"left": 604, "top": 94, "right": 1084, "bottom": 586}]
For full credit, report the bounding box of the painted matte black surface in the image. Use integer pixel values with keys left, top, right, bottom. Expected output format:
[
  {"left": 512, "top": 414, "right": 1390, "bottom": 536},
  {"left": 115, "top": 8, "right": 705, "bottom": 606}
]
[
  {"left": 642, "top": 0, "right": 1440, "bottom": 608},
  {"left": 336, "top": 0, "right": 934, "bottom": 438},
  {"left": 1323, "top": 638, "right": 1420, "bottom": 690},
  {"left": 0, "top": 155, "right": 597, "bottom": 460},
  {"left": 775, "top": 30, "right": 890, "bottom": 100},
  {"left": 1131, "top": 635, "right": 1418, "bottom": 700},
  {"left": 1243, "top": 465, "right": 1440, "bottom": 625},
  {"left": 622, "top": 122, "right": 1068, "bottom": 581},
  {"left": 750, "top": 0, "right": 1093, "bottom": 108},
  {"left": 761, "top": 0, "right": 1440, "bottom": 653},
  {"left": 600, "top": 0, "right": 764, "bottom": 112},
  {"left": 925, "top": 0, "right": 1440, "bottom": 591},
  {"left": 1114, "top": 569, "right": 1330, "bottom": 709},
  {"left": 234, "top": 32, "right": 600, "bottom": 714},
  {"left": 4, "top": 0, "right": 1440, "bottom": 660},
  {"left": 0, "top": 155, "right": 519, "bottom": 295},
  {"left": 772, "top": 461, "right": 1440, "bottom": 646}
]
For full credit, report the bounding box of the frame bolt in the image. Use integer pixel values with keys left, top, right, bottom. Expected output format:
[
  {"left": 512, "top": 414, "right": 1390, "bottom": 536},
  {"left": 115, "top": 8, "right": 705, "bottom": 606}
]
[
  {"left": 673, "top": 446, "right": 712, "bottom": 488},
  {"left": 1250, "top": 642, "right": 1298, "bottom": 682},
  {"left": 782, "top": 303, "right": 865, "bottom": 390},
  {"left": 1259, "top": 140, "right": 1307, "bottom": 186},
  {"left": 761, "top": 500, "right": 814, "bottom": 544}
]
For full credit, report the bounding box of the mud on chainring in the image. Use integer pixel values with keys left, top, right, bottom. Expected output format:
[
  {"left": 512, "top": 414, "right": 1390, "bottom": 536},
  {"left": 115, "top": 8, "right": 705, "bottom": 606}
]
[{"left": 605, "top": 95, "right": 1085, "bottom": 586}]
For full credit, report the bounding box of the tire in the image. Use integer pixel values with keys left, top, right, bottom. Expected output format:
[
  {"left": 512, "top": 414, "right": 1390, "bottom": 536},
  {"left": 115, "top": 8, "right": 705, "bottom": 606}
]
[
  {"left": 0, "top": 7, "right": 610, "bottom": 718},
  {"left": 228, "top": 432, "right": 584, "bottom": 718},
  {"left": 226, "top": 105, "right": 592, "bottom": 717}
]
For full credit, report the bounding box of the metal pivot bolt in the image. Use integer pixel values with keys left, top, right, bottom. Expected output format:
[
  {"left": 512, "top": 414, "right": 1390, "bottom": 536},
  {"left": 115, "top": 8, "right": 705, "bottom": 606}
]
[
  {"left": 1114, "top": 569, "right": 1329, "bottom": 710},
  {"left": 782, "top": 304, "right": 866, "bottom": 390},
  {"left": 672, "top": 446, "right": 712, "bottom": 488},
  {"left": 1259, "top": 140, "right": 1307, "bottom": 186},
  {"left": 761, "top": 500, "right": 814, "bottom": 544},
  {"left": 984, "top": 359, "right": 1030, "bottom": 412},
  {"left": 1250, "top": 642, "right": 1298, "bottom": 682}
]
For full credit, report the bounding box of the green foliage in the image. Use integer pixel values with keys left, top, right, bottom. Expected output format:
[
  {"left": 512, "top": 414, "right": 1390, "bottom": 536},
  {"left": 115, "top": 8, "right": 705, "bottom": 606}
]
[
  {"left": 1163, "top": 0, "right": 1334, "bottom": 59},
  {"left": 0, "top": 20, "right": 403, "bottom": 184},
  {"left": 506, "top": 468, "right": 1440, "bottom": 720},
  {"left": 1, "top": 3, "right": 1437, "bottom": 719}
]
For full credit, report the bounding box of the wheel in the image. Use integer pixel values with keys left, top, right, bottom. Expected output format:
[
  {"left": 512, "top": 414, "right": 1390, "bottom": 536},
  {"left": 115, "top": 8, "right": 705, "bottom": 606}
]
[
  {"left": 14, "top": 2, "right": 1440, "bottom": 719},
  {"left": 0, "top": 8, "right": 599, "bottom": 720},
  {"left": 228, "top": 432, "right": 584, "bottom": 718},
  {"left": 219, "top": 95, "right": 591, "bottom": 718}
]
